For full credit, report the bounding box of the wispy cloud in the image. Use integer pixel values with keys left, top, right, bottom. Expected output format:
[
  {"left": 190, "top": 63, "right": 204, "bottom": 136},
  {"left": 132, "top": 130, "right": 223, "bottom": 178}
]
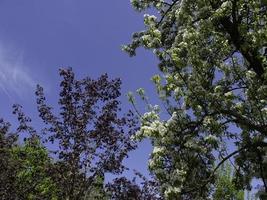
[{"left": 0, "top": 42, "right": 36, "bottom": 101}]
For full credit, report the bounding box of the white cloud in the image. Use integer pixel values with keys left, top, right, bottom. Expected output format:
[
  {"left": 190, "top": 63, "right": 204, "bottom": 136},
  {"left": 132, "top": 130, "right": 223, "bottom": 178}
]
[{"left": 0, "top": 42, "right": 36, "bottom": 100}]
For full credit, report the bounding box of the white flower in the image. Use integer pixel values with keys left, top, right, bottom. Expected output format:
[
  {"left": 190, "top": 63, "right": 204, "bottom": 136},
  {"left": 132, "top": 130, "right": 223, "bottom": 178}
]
[
  {"left": 196, "top": 105, "right": 202, "bottom": 111},
  {"left": 153, "top": 105, "right": 160, "bottom": 112},
  {"left": 164, "top": 186, "right": 181, "bottom": 198},
  {"left": 151, "top": 120, "right": 167, "bottom": 136},
  {"left": 141, "top": 35, "right": 152, "bottom": 44},
  {"left": 144, "top": 14, "right": 157, "bottom": 26},
  {"left": 234, "top": 102, "right": 243, "bottom": 110},
  {"left": 204, "top": 135, "right": 218, "bottom": 144},
  {"left": 203, "top": 116, "right": 213, "bottom": 126},
  {"left": 167, "top": 112, "right": 178, "bottom": 126},
  {"left": 131, "top": 130, "right": 144, "bottom": 141},
  {"left": 142, "top": 111, "right": 159, "bottom": 121},
  {"left": 224, "top": 91, "right": 233, "bottom": 98},
  {"left": 214, "top": 85, "right": 223, "bottom": 93},
  {"left": 260, "top": 99, "right": 267, "bottom": 104},
  {"left": 174, "top": 87, "right": 182, "bottom": 97},
  {"left": 221, "top": 1, "right": 232, "bottom": 9},
  {"left": 261, "top": 107, "right": 267, "bottom": 114},
  {"left": 246, "top": 70, "right": 256, "bottom": 79},
  {"left": 148, "top": 159, "right": 156, "bottom": 168},
  {"left": 258, "top": 85, "right": 267, "bottom": 93},
  {"left": 173, "top": 169, "right": 187, "bottom": 180},
  {"left": 153, "top": 29, "right": 161, "bottom": 38},
  {"left": 141, "top": 125, "right": 155, "bottom": 136},
  {"left": 152, "top": 146, "right": 166, "bottom": 154}
]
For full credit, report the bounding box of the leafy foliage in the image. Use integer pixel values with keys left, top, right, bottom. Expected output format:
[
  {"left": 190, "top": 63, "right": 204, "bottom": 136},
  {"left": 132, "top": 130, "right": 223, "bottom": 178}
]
[
  {"left": 0, "top": 118, "right": 19, "bottom": 199},
  {"left": 125, "top": 0, "right": 267, "bottom": 199},
  {"left": 0, "top": 68, "right": 140, "bottom": 200},
  {"left": 213, "top": 161, "right": 244, "bottom": 200},
  {"left": 106, "top": 171, "right": 162, "bottom": 200},
  {"left": 2, "top": 0, "right": 267, "bottom": 199},
  {"left": 0, "top": 113, "right": 57, "bottom": 200},
  {"left": 34, "top": 68, "right": 137, "bottom": 199},
  {"left": 11, "top": 138, "right": 58, "bottom": 200}
]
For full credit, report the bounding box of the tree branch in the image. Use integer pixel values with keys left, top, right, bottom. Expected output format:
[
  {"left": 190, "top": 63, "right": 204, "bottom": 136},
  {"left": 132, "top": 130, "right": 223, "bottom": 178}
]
[{"left": 157, "top": 0, "right": 179, "bottom": 26}]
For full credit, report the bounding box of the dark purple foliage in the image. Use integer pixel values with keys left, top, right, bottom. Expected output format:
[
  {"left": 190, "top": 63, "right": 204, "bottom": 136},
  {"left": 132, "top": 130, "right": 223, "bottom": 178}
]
[
  {"left": 106, "top": 171, "right": 163, "bottom": 200},
  {"left": 35, "top": 68, "right": 138, "bottom": 199}
]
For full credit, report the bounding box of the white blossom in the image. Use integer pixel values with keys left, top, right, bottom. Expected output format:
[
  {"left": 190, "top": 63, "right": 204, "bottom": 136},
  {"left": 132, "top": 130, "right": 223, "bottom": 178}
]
[
  {"left": 152, "top": 146, "right": 166, "bottom": 155},
  {"left": 246, "top": 70, "right": 257, "bottom": 79},
  {"left": 224, "top": 91, "right": 234, "bottom": 98}
]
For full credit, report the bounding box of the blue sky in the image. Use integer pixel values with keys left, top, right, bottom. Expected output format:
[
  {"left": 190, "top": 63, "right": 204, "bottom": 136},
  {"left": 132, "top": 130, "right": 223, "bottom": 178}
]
[{"left": 0, "top": 1, "right": 160, "bottom": 178}]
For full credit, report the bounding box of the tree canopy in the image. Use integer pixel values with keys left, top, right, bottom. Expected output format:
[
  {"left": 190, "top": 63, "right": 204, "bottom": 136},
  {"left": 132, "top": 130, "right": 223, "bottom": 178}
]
[
  {"left": 213, "top": 161, "right": 244, "bottom": 200},
  {"left": 0, "top": 69, "right": 140, "bottom": 200},
  {"left": 35, "top": 68, "right": 137, "bottom": 199},
  {"left": 124, "top": 0, "right": 267, "bottom": 199},
  {"left": 1, "top": 0, "right": 267, "bottom": 199}
]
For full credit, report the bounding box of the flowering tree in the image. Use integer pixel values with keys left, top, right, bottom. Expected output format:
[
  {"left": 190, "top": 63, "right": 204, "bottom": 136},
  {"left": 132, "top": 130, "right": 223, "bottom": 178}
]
[{"left": 125, "top": 0, "right": 267, "bottom": 199}]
